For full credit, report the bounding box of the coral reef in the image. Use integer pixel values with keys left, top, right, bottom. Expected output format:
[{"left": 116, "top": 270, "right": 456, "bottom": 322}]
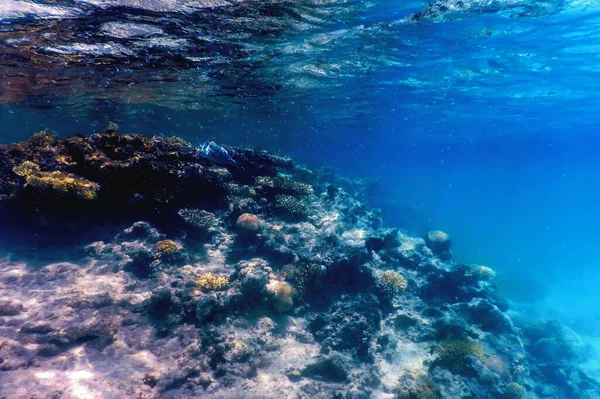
[
  {"left": 503, "top": 382, "right": 527, "bottom": 399},
  {"left": 465, "top": 265, "right": 496, "bottom": 281},
  {"left": 397, "top": 374, "right": 441, "bottom": 399},
  {"left": 423, "top": 230, "right": 452, "bottom": 259},
  {"left": 518, "top": 320, "right": 599, "bottom": 398},
  {"left": 177, "top": 208, "right": 218, "bottom": 234},
  {"left": 273, "top": 194, "right": 309, "bottom": 220},
  {"left": 13, "top": 161, "right": 100, "bottom": 200},
  {"left": 435, "top": 340, "right": 485, "bottom": 376},
  {"left": 378, "top": 270, "right": 408, "bottom": 299},
  {"left": 255, "top": 175, "right": 313, "bottom": 197},
  {"left": 0, "top": 129, "right": 597, "bottom": 399},
  {"left": 154, "top": 239, "right": 180, "bottom": 255},
  {"left": 0, "top": 127, "right": 229, "bottom": 229},
  {"left": 236, "top": 213, "right": 261, "bottom": 234},
  {"left": 196, "top": 273, "right": 229, "bottom": 292},
  {"left": 270, "top": 281, "right": 294, "bottom": 312}
]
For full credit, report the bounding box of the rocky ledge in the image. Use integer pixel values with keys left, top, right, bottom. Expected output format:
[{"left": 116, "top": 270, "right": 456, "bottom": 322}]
[{"left": 0, "top": 127, "right": 598, "bottom": 399}]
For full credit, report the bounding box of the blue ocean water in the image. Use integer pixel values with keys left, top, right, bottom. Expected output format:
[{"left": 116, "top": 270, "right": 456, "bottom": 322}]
[{"left": 2, "top": 0, "right": 600, "bottom": 379}]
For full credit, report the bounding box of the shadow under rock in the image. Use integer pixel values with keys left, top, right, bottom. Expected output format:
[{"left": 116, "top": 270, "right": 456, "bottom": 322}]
[{"left": 0, "top": 219, "right": 125, "bottom": 265}]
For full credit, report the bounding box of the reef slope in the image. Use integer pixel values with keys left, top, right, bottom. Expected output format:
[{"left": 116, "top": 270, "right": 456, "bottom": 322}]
[{"left": 0, "top": 129, "right": 598, "bottom": 399}]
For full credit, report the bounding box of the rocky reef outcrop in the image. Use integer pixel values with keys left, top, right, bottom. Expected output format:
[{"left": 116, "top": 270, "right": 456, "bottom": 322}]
[{"left": 0, "top": 128, "right": 598, "bottom": 399}]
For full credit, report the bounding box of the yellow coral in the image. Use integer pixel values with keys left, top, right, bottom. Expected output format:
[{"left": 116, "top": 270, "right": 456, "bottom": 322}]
[
  {"left": 55, "top": 155, "right": 76, "bottom": 166},
  {"left": 13, "top": 161, "right": 40, "bottom": 178},
  {"left": 196, "top": 273, "right": 229, "bottom": 292},
  {"left": 13, "top": 161, "right": 99, "bottom": 200},
  {"left": 154, "top": 239, "right": 180, "bottom": 255},
  {"left": 28, "top": 130, "right": 57, "bottom": 146},
  {"left": 379, "top": 270, "right": 408, "bottom": 298}
]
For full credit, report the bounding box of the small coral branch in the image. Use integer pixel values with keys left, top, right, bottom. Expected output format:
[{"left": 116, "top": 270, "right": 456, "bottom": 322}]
[{"left": 378, "top": 270, "right": 408, "bottom": 298}]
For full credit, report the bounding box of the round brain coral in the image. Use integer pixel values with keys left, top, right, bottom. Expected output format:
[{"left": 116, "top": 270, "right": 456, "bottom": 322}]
[
  {"left": 424, "top": 230, "right": 451, "bottom": 255},
  {"left": 465, "top": 265, "right": 496, "bottom": 281},
  {"left": 236, "top": 213, "right": 260, "bottom": 234}
]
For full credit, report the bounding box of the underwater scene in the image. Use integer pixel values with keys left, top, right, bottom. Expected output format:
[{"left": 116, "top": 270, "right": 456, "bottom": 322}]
[{"left": 1, "top": 0, "right": 600, "bottom": 398}]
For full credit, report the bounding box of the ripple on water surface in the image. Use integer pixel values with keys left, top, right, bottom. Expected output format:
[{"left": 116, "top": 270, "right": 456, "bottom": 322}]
[{"left": 0, "top": 0, "right": 599, "bottom": 129}]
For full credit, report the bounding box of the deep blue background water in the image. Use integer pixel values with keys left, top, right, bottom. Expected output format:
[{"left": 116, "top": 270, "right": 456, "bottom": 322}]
[{"left": 2, "top": 0, "right": 600, "bottom": 337}]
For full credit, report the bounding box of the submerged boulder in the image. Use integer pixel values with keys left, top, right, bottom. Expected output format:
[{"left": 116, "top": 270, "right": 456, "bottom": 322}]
[{"left": 424, "top": 230, "right": 452, "bottom": 258}]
